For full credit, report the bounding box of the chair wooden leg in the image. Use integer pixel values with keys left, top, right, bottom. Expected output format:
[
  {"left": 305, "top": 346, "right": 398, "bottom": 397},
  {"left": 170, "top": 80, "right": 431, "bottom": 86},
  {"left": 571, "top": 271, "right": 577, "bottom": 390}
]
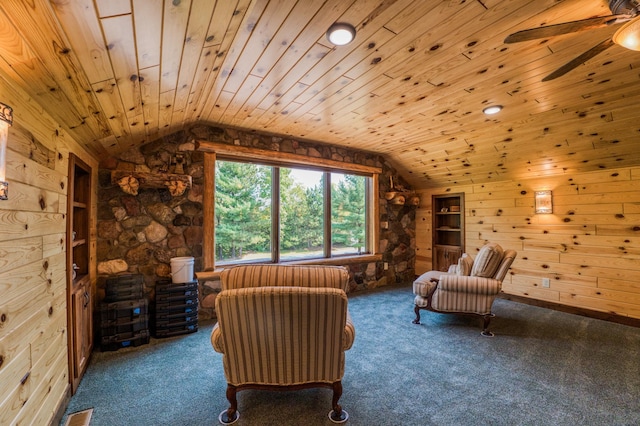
[
  {"left": 480, "top": 314, "right": 494, "bottom": 337},
  {"left": 331, "top": 381, "right": 342, "bottom": 416},
  {"left": 412, "top": 305, "right": 421, "bottom": 324},
  {"left": 329, "top": 381, "right": 348, "bottom": 423},
  {"left": 218, "top": 384, "right": 239, "bottom": 424}
]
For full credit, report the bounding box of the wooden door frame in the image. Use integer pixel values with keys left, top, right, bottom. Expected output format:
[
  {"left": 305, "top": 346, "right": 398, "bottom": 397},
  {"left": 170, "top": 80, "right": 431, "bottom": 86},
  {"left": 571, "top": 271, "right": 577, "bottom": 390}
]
[{"left": 66, "top": 153, "right": 93, "bottom": 395}]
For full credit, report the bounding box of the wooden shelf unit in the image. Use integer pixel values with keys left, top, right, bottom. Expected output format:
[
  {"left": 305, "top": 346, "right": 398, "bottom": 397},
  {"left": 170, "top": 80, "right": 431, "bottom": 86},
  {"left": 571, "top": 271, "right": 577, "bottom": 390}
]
[{"left": 432, "top": 193, "right": 464, "bottom": 272}]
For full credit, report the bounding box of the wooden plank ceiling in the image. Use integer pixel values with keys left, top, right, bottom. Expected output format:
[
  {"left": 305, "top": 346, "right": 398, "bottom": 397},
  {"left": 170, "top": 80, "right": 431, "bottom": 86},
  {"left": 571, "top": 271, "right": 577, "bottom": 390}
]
[{"left": 0, "top": 0, "right": 638, "bottom": 189}]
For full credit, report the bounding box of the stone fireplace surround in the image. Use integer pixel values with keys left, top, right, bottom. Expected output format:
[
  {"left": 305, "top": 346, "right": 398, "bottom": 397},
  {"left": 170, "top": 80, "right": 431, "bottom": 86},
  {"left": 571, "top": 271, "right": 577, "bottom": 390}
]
[{"left": 96, "top": 125, "right": 416, "bottom": 319}]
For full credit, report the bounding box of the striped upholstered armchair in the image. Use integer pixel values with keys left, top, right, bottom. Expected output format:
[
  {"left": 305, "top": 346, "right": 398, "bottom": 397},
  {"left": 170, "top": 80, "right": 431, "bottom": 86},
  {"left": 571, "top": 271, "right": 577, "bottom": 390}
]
[
  {"left": 412, "top": 243, "right": 517, "bottom": 336},
  {"left": 211, "top": 264, "right": 355, "bottom": 424}
]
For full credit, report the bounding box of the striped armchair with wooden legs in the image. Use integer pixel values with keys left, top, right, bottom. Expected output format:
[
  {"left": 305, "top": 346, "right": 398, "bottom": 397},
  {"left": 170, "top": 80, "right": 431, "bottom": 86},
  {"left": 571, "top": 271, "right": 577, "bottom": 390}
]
[
  {"left": 211, "top": 264, "right": 355, "bottom": 425},
  {"left": 412, "top": 243, "right": 517, "bottom": 336}
]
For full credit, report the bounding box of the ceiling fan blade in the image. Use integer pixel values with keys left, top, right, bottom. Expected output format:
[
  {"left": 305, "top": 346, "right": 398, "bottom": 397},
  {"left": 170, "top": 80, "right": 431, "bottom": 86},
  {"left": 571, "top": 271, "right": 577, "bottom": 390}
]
[
  {"left": 504, "top": 14, "right": 630, "bottom": 44},
  {"left": 542, "top": 38, "right": 616, "bottom": 81}
]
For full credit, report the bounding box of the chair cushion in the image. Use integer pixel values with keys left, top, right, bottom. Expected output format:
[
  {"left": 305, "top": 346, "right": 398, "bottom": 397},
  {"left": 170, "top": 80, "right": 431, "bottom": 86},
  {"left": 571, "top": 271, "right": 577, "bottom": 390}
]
[
  {"left": 470, "top": 243, "right": 504, "bottom": 278},
  {"left": 494, "top": 249, "right": 518, "bottom": 282},
  {"left": 456, "top": 254, "right": 473, "bottom": 276}
]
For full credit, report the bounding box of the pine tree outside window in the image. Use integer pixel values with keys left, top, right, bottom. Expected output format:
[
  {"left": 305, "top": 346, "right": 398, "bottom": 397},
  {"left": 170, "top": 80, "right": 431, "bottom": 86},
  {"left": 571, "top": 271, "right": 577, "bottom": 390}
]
[
  {"left": 214, "top": 159, "right": 371, "bottom": 265},
  {"left": 331, "top": 173, "right": 366, "bottom": 256}
]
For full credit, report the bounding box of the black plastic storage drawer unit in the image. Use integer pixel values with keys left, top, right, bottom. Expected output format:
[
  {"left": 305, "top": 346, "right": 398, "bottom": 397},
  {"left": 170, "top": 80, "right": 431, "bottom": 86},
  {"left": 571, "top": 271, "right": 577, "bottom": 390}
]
[{"left": 153, "top": 279, "right": 199, "bottom": 338}]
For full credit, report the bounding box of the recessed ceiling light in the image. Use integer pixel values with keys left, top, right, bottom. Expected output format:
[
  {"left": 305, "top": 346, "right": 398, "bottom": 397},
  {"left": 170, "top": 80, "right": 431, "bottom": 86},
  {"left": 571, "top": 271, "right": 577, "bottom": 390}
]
[
  {"left": 483, "top": 105, "right": 503, "bottom": 115},
  {"left": 327, "top": 23, "right": 356, "bottom": 46}
]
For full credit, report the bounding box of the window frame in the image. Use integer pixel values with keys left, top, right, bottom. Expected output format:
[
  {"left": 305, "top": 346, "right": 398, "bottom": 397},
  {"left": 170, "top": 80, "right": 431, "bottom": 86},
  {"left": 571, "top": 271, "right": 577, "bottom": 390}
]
[{"left": 200, "top": 142, "right": 381, "bottom": 271}]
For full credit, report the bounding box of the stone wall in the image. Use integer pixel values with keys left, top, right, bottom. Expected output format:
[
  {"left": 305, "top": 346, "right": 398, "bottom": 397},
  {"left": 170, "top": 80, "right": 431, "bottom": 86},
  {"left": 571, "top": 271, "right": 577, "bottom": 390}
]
[{"left": 97, "top": 125, "right": 416, "bottom": 319}]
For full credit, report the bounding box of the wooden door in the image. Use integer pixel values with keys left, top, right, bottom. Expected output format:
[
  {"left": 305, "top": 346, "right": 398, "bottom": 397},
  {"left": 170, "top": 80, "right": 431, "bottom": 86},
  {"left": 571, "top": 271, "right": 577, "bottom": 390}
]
[{"left": 71, "top": 281, "right": 91, "bottom": 385}]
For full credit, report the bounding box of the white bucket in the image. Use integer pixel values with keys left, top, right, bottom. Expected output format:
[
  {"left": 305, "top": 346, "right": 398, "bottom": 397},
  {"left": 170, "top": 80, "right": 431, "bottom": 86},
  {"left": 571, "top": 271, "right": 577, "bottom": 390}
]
[{"left": 170, "top": 256, "right": 194, "bottom": 284}]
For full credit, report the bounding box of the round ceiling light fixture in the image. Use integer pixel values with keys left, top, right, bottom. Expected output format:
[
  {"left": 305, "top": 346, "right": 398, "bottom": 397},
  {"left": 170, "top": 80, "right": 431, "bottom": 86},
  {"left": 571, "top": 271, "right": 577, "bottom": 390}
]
[
  {"left": 327, "top": 23, "right": 356, "bottom": 46},
  {"left": 483, "top": 105, "right": 503, "bottom": 115}
]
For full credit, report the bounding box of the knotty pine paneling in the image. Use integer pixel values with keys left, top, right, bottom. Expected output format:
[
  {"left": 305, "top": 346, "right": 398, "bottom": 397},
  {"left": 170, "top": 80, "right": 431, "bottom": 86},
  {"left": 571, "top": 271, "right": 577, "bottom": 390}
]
[
  {"left": 100, "top": 14, "right": 142, "bottom": 120},
  {"left": 16, "top": 308, "right": 68, "bottom": 425},
  {"left": 0, "top": 77, "right": 98, "bottom": 424},
  {"left": 2, "top": 0, "right": 640, "bottom": 190},
  {"left": 0, "top": 346, "right": 31, "bottom": 424},
  {"left": 416, "top": 166, "right": 640, "bottom": 319}
]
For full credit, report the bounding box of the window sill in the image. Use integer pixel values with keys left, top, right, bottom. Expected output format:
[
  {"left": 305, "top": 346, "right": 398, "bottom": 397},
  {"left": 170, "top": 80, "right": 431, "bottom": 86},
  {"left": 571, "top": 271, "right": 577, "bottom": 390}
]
[{"left": 195, "top": 253, "right": 383, "bottom": 281}]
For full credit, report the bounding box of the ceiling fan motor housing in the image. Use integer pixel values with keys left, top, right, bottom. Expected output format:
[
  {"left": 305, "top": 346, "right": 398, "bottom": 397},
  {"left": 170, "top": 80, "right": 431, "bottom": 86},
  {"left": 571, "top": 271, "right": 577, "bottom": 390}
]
[{"left": 609, "top": 0, "right": 640, "bottom": 16}]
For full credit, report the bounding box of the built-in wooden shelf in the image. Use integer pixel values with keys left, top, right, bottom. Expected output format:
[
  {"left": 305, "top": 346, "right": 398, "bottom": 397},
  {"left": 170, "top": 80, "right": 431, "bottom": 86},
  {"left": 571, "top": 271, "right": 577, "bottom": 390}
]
[
  {"left": 432, "top": 193, "right": 464, "bottom": 272},
  {"left": 67, "top": 154, "right": 93, "bottom": 395}
]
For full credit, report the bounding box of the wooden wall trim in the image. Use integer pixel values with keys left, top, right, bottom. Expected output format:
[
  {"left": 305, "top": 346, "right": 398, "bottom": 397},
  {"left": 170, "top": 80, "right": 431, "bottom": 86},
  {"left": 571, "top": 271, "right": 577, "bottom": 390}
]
[
  {"left": 195, "top": 140, "right": 382, "bottom": 175},
  {"left": 202, "top": 152, "right": 215, "bottom": 271},
  {"left": 370, "top": 173, "right": 379, "bottom": 254},
  {"left": 51, "top": 387, "right": 71, "bottom": 426},
  {"left": 499, "top": 293, "right": 640, "bottom": 329},
  {"left": 198, "top": 142, "right": 384, "bottom": 271}
]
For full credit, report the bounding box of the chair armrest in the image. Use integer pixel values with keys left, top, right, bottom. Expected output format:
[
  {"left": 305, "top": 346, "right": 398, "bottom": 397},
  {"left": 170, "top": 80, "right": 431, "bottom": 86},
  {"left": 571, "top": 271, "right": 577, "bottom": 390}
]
[
  {"left": 413, "top": 270, "right": 444, "bottom": 297},
  {"left": 210, "top": 322, "right": 223, "bottom": 353},
  {"left": 432, "top": 275, "right": 502, "bottom": 315},
  {"left": 343, "top": 310, "right": 355, "bottom": 351},
  {"left": 438, "top": 275, "right": 502, "bottom": 295}
]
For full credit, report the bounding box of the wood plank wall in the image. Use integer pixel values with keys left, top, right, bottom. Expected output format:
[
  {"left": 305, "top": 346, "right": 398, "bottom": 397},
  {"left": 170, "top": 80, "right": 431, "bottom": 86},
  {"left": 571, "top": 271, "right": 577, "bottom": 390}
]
[
  {"left": 416, "top": 167, "right": 640, "bottom": 320},
  {"left": 0, "top": 79, "right": 97, "bottom": 424}
]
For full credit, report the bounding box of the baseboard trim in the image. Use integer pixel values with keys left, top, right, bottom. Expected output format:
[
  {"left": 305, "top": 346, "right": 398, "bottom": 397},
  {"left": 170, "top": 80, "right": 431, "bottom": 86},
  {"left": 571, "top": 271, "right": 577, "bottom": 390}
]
[
  {"left": 498, "top": 293, "right": 640, "bottom": 328},
  {"left": 50, "top": 384, "right": 71, "bottom": 426}
]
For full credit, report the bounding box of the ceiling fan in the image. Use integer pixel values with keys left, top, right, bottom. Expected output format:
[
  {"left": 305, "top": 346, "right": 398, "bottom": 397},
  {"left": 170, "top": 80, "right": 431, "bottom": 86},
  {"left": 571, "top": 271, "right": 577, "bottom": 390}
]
[{"left": 504, "top": 0, "right": 640, "bottom": 81}]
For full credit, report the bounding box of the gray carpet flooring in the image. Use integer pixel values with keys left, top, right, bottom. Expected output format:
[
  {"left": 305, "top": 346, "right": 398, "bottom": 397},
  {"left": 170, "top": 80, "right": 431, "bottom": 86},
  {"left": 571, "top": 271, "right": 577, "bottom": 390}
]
[{"left": 61, "top": 284, "right": 640, "bottom": 426}]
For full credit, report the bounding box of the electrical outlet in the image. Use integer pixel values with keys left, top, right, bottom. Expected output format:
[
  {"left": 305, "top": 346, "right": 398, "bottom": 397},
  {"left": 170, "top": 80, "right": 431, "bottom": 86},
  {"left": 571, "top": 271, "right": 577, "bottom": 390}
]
[
  {"left": 384, "top": 262, "right": 389, "bottom": 270},
  {"left": 542, "top": 278, "right": 550, "bottom": 288}
]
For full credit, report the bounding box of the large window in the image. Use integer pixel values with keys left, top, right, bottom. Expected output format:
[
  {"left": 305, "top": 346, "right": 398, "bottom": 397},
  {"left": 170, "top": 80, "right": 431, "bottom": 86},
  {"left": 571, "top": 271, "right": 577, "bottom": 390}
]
[{"left": 214, "top": 159, "right": 370, "bottom": 265}]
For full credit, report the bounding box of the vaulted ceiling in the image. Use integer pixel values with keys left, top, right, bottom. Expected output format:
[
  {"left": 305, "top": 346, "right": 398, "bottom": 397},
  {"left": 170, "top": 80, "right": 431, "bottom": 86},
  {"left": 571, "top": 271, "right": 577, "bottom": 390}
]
[{"left": 1, "top": 0, "right": 639, "bottom": 189}]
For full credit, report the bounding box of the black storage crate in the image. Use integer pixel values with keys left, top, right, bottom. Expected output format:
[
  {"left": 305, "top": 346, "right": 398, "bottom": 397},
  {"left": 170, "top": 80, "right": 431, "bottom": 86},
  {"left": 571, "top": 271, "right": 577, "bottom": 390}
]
[
  {"left": 155, "top": 313, "right": 198, "bottom": 328},
  {"left": 156, "top": 281, "right": 198, "bottom": 303},
  {"left": 100, "top": 316, "right": 149, "bottom": 338},
  {"left": 155, "top": 306, "right": 197, "bottom": 320},
  {"left": 101, "top": 329, "right": 150, "bottom": 351},
  {"left": 156, "top": 279, "right": 197, "bottom": 291},
  {"left": 155, "top": 295, "right": 197, "bottom": 309},
  {"left": 153, "top": 319, "right": 198, "bottom": 338},
  {"left": 105, "top": 274, "right": 144, "bottom": 302},
  {"left": 100, "top": 299, "right": 149, "bottom": 322}
]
